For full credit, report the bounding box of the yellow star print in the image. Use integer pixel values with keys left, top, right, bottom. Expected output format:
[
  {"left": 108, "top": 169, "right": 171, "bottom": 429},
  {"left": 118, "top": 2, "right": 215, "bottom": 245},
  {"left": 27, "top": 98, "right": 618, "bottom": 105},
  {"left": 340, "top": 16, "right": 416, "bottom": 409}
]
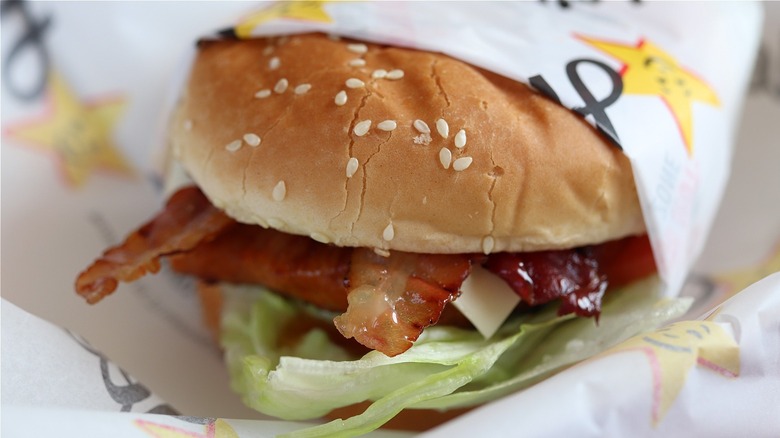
[
  {"left": 579, "top": 36, "right": 720, "bottom": 156},
  {"left": 135, "top": 418, "right": 239, "bottom": 438},
  {"left": 601, "top": 319, "right": 739, "bottom": 425},
  {"left": 5, "top": 71, "right": 132, "bottom": 187},
  {"left": 235, "top": 1, "right": 332, "bottom": 39}
]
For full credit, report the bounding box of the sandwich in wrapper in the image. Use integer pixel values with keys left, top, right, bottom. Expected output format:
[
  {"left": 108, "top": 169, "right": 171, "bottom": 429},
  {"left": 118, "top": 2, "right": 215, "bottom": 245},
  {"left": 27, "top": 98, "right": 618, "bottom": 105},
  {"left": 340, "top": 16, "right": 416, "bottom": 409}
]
[{"left": 75, "top": 34, "right": 691, "bottom": 435}]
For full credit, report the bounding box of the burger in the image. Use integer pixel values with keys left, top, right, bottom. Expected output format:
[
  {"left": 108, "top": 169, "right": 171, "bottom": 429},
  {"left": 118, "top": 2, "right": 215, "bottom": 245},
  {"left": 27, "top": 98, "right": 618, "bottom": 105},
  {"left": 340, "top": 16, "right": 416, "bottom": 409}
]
[{"left": 75, "top": 34, "right": 688, "bottom": 436}]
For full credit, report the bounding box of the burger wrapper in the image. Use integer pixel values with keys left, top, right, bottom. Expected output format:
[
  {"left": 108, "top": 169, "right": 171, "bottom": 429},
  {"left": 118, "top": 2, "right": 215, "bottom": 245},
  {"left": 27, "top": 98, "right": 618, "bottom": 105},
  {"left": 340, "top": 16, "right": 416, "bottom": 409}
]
[{"left": 2, "top": 1, "right": 778, "bottom": 436}]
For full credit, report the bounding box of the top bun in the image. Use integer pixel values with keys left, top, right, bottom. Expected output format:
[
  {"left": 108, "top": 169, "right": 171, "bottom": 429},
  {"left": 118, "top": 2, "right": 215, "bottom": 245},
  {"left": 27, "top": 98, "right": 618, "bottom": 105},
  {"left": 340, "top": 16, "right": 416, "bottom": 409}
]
[{"left": 169, "top": 33, "right": 645, "bottom": 254}]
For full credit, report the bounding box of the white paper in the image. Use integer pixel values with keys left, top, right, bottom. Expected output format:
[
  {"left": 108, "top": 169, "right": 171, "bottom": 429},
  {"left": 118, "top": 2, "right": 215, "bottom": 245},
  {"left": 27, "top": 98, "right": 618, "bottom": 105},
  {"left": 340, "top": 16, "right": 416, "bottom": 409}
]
[
  {"left": 423, "top": 273, "right": 780, "bottom": 437},
  {"left": 1, "top": 2, "right": 777, "bottom": 437},
  {"left": 1, "top": 300, "right": 173, "bottom": 413},
  {"left": 2, "top": 406, "right": 409, "bottom": 438}
]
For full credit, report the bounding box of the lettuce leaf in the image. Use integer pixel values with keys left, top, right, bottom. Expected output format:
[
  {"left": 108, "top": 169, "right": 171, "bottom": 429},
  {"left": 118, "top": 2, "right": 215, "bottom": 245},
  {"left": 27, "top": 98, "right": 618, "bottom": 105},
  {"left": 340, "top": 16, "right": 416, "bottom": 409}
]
[{"left": 221, "top": 277, "right": 689, "bottom": 437}]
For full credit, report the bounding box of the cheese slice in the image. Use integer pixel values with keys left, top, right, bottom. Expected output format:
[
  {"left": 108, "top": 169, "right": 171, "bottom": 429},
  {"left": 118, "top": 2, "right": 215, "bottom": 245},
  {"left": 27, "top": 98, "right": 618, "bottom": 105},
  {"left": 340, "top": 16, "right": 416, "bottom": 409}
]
[{"left": 453, "top": 265, "right": 521, "bottom": 339}]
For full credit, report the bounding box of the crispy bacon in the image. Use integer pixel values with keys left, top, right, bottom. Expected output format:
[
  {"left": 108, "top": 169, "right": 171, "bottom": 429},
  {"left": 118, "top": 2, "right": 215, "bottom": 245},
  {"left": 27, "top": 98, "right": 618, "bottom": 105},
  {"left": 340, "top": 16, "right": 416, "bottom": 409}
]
[
  {"left": 483, "top": 249, "right": 607, "bottom": 318},
  {"left": 480, "top": 235, "right": 656, "bottom": 319},
  {"left": 171, "top": 224, "right": 471, "bottom": 332},
  {"left": 590, "top": 234, "right": 656, "bottom": 289},
  {"left": 334, "top": 249, "right": 472, "bottom": 356},
  {"left": 170, "top": 224, "right": 352, "bottom": 312},
  {"left": 169, "top": 210, "right": 473, "bottom": 356},
  {"left": 75, "top": 187, "right": 234, "bottom": 303},
  {"left": 76, "top": 186, "right": 656, "bottom": 357}
]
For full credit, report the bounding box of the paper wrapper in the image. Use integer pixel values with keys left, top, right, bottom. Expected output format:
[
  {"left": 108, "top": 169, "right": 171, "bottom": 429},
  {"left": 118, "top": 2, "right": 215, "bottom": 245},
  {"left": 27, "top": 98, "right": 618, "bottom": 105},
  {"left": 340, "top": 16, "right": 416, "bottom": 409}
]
[
  {"left": 423, "top": 273, "right": 780, "bottom": 437},
  {"left": 2, "top": 1, "right": 778, "bottom": 436}
]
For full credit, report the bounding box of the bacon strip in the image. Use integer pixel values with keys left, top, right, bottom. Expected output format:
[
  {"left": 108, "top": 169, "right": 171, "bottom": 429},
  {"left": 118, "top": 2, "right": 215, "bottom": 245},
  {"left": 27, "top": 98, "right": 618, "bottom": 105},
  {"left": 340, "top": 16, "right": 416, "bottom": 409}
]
[
  {"left": 483, "top": 249, "right": 607, "bottom": 318},
  {"left": 75, "top": 186, "right": 655, "bottom": 357},
  {"left": 334, "top": 249, "right": 472, "bottom": 356},
  {"left": 170, "top": 224, "right": 352, "bottom": 312},
  {"left": 481, "top": 235, "right": 655, "bottom": 319},
  {"left": 75, "top": 187, "right": 234, "bottom": 303},
  {"left": 590, "top": 234, "right": 656, "bottom": 289},
  {"left": 171, "top": 224, "right": 471, "bottom": 332}
]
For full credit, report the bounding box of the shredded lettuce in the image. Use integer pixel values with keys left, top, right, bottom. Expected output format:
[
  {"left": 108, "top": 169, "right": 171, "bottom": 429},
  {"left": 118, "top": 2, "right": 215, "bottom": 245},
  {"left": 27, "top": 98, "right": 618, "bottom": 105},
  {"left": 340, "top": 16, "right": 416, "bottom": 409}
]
[{"left": 221, "top": 277, "right": 690, "bottom": 437}]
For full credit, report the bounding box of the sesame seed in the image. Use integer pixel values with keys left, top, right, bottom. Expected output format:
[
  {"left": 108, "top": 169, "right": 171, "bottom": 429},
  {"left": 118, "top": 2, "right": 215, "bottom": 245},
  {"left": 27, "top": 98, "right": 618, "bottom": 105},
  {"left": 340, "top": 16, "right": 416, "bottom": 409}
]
[
  {"left": 269, "top": 56, "right": 280, "bottom": 70},
  {"left": 346, "top": 78, "right": 365, "bottom": 89},
  {"left": 353, "top": 120, "right": 372, "bottom": 136},
  {"left": 348, "top": 58, "right": 366, "bottom": 67},
  {"left": 377, "top": 120, "right": 397, "bottom": 131},
  {"left": 311, "top": 232, "right": 331, "bottom": 244},
  {"left": 439, "top": 147, "right": 452, "bottom": 169},
  {"left": 386, "top": 69, "right": 404, "bottom": 80},
  {"left": 372, "top": 69, "right": 387, "bottom": 79},
  {"left": 347, "top": 43, "right": 368, "bottom": 54},
  {"left": 346, "top": 157, "right": 359, "bottom": 177},
  {"left": 277, "top": 35, "right": 290, "bottom": 45},
  {"left": 335, "top": 90, "right": 348, "bottom": 106},
  {"left": 267, "top": 218, "right": 286, "bottom": 229},
  {"left": 482, "top": 236, "right": 495, "bottom": 255},
  {"left": 243, "top": 133, "right": 261, "bottom": 147},
  {"left": 183, "top": 119, "right": 193, "bottom": 131},
  {"left": 272, "top": 180, "right": 286, "bottom": 201},
  {"left": 455, "top": 129, "right": 467, "bottom": 148},
  {"left": 263, "top": 46, "right": 274, "bottom": 56},
  {"left": 413, "top": 133, "right": 432, "bottom": 145},
  {"left": 255, "top": 89, "right": 272, "bottom": 99},
  {"left": 436, "top": 118, "right": 449, "bottom": 138},
  {"left": 453, "top": 156, "right": 473, "bottom": 171},
  {"left": 373, "top": 248, "right": 391, "bottom": 257},
  {"left": 383, "top": 223, "right": 395, "bottom": 241},
  {"left": 225, "top": 140, "right": 242, "bottom": 152},
  {"left": 294, "top": 83, "right": 312, "bottom": 95},
  {"left": 274, "top": 78, "right": 289, "bottom": 94},
  {"left": 413, "top": 119, "right": 431, "bottom": 134}
]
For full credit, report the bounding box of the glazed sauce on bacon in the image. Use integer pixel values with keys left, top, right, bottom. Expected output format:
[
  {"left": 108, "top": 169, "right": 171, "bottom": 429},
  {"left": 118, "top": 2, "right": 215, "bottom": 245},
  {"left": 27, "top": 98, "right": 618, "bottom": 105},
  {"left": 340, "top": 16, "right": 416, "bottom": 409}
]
[
  {"left": 334, "top": 249, "right": 472, "bottom": 356},
  {"left": 483, "top": 249, "right": 606, "bottom": 318},
  {"left": 481, "top": 235, "right": 656, "bottom": 319},
  {"left": 76, "top": 187, "right": 656, "bottom": 356}
]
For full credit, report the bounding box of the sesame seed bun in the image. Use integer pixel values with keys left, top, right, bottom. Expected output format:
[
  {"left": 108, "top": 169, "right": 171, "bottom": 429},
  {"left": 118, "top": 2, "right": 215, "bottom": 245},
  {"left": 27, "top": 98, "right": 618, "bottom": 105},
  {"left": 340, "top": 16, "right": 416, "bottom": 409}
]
[{"left": 170, "top": 33, "right": 644, "bottom": 254}]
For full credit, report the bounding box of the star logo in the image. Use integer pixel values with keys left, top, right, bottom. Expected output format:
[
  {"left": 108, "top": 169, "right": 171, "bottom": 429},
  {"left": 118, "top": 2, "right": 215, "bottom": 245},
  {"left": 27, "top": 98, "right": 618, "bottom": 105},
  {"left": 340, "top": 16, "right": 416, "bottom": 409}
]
[
  {"left": 234, "top": 1, "right": 333, "bottom": 39},
  {"left": 600, "top": 318, "right": 739, "bottom": 425},
  {"left": 4, "top": 71, "right": 133, "bottom": 187},
  {"left": 135, "top": 418, "right": 238, "bottom": 438},
  {"left": 579, "top": 36, "right": 720, "bottom": 156}
]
